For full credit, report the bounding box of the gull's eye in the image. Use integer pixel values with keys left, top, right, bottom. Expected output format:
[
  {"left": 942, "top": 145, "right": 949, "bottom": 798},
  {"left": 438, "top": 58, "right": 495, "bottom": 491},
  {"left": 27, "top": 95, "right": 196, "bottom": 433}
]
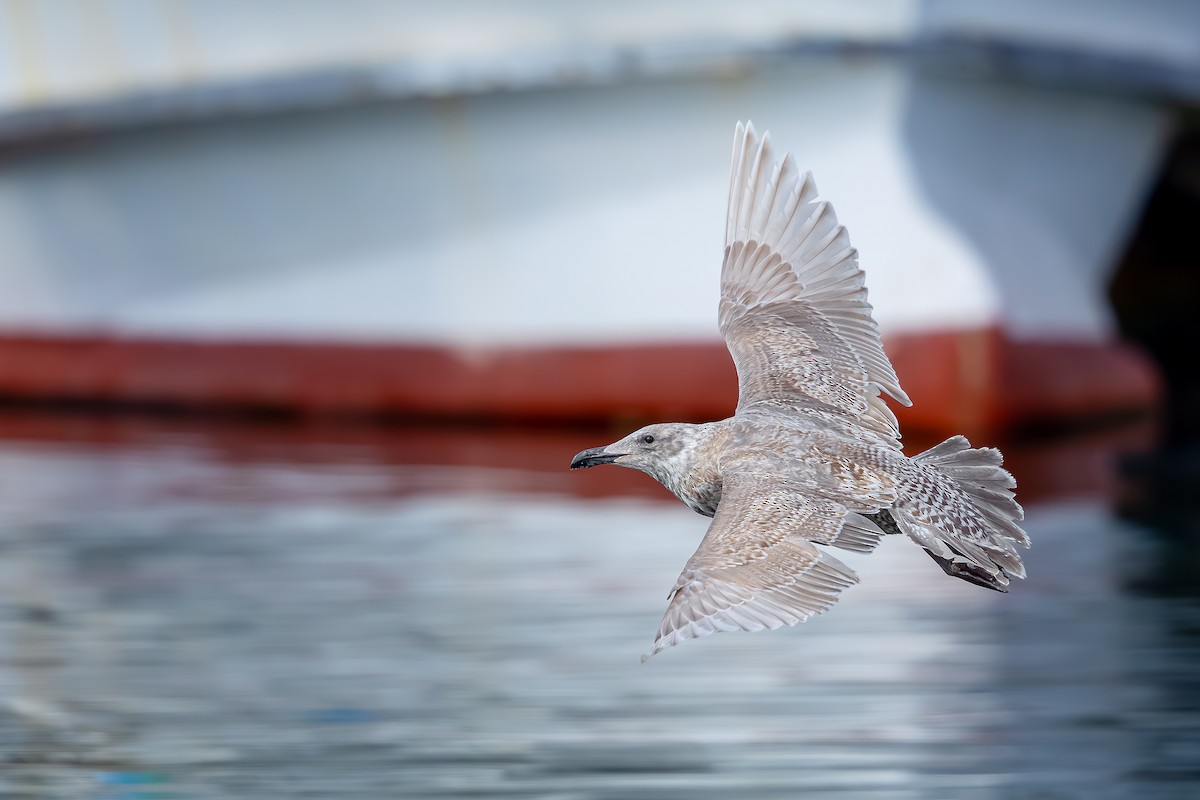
[{"left": 642, "top": 434, "right": 655, "bottom": 445}]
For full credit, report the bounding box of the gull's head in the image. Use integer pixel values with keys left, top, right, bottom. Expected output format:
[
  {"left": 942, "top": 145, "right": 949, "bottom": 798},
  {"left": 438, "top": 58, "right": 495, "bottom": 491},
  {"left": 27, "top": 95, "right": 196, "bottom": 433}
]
[{"left": 570, "top": 423, "right": 702, "bottom": 484}]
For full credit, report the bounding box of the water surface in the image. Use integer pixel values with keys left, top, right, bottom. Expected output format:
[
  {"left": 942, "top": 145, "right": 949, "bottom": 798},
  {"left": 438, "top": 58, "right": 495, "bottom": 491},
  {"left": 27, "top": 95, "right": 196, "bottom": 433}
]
[{"left": 0, "top": 416, "right": 1196, "bottom": 798}]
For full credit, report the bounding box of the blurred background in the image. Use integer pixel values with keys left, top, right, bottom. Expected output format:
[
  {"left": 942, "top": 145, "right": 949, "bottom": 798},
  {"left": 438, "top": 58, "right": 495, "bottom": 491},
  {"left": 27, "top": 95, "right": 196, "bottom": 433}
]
[{"left": 0, "top": 1, "right": 1198, "bottom": 797}]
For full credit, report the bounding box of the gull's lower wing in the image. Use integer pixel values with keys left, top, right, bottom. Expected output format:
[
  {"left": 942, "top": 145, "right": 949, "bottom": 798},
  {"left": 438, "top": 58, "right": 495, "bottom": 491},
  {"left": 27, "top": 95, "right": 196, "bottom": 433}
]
[
  {"left": 720, "top": 121, "right": 910, "bottom": 439},
  {"left": 647, "top": 472, "right": 861, "bottom": 658}
]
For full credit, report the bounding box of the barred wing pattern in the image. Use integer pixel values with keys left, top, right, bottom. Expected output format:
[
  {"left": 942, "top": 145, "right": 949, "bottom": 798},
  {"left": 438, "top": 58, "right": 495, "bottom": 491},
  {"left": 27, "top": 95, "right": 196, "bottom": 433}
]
[
  {"left": 720, "top": 122, "right": 911, "bottom": 438},
  {"left": 648, "top": 472, "right": 861, "bottom": 658}
]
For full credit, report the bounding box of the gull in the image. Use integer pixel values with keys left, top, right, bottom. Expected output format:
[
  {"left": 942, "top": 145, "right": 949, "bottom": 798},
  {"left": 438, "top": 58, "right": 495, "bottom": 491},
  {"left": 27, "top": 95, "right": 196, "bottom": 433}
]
[{"left": 571, "top": 122, "right": 1030, "bottom": 659}]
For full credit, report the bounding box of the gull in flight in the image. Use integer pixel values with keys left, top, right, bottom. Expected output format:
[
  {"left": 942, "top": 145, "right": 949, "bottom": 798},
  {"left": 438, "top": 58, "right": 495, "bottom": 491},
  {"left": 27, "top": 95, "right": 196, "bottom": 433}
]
[{"left": 571, "top": 122, "right": 1030, "bottom": 659}]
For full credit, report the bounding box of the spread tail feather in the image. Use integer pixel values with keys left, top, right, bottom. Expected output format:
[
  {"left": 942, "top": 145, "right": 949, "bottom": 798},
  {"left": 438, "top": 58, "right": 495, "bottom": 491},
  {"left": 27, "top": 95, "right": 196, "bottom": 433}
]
[{"left": 892, "top": 435, "right": 1029, "bottom": 590}]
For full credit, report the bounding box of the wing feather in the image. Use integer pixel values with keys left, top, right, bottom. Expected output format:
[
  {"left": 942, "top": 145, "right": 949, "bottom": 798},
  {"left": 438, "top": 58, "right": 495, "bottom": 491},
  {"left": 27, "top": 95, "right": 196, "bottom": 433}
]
[
  {"left": 646, "top": 473, "right": 861, "bottom": 658},
  {"left": 719, "top": 121, "right": 911, "bottom": 440}
]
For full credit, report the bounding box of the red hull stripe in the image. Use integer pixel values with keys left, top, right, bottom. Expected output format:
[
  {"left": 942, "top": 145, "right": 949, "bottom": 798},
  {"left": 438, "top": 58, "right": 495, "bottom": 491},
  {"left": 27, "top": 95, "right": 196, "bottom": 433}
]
[{"left": 0, "top": 328, "right": 1158, "bottom": 434}]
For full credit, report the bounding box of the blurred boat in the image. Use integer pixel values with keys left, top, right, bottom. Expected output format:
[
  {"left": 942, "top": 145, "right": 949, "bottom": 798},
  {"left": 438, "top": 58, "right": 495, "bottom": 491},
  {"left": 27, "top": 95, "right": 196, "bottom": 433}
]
[{"left": 0, "top": 1, "right": 1190, "bottom": 435}]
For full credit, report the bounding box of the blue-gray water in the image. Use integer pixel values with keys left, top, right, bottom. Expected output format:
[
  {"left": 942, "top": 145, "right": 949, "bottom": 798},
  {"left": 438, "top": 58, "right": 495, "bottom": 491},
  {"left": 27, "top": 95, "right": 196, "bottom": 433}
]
[{"left": 0, "top": 419, "right": 1197, "bottom": 799}]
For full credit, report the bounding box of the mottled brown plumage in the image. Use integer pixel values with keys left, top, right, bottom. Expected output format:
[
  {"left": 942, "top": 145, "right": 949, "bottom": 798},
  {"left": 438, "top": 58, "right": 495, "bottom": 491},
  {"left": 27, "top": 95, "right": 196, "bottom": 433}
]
[{"left": 571, "top": 122, "right": 1029, "bottom": 658}]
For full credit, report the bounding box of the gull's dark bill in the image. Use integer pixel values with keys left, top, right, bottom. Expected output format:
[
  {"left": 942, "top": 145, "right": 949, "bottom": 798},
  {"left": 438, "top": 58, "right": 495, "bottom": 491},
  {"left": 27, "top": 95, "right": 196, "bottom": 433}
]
[{"left": 570, "top": 448, "right": 623, "bottom": 469}]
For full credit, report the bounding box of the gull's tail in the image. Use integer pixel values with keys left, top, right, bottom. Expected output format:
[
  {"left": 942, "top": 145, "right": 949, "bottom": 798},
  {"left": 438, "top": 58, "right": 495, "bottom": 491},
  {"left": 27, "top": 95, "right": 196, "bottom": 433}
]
[{"left": 888, "top": 435, "right": 1030, "bottom": 591}]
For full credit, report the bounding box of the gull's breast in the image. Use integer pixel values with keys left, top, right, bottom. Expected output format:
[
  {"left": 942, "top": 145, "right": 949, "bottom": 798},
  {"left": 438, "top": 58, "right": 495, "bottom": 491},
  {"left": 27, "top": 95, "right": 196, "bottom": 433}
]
[{"left": 679, "top": 469, "right": 722, "bottom": 517}]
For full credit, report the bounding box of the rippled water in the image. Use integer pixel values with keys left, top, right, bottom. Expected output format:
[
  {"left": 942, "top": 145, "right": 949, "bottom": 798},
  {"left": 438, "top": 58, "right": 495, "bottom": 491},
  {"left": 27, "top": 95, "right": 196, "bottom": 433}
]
[{"left": 0, "top": 416, "right": 1197, "bottom": 798}]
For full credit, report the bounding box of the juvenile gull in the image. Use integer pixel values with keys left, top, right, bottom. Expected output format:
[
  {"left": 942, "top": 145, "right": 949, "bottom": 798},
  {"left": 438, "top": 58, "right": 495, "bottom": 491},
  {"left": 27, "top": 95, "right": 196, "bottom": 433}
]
[{"left": 571, "top": 122, "right": 1030, "bottom": 659}]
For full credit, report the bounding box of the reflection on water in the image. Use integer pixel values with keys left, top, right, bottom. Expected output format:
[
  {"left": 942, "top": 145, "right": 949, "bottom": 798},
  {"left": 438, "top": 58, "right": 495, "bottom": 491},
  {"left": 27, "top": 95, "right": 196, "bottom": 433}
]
[{"left": 0, "top": 414, "right": 1197, "bottom": 798}]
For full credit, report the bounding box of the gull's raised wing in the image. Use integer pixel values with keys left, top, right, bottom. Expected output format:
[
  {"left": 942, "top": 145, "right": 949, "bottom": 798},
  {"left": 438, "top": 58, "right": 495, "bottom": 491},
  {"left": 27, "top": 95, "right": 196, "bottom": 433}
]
[
  {"left": 720, "top": 121, "right": 911, "bottom": 439},
  {"left": 647, "top": 471, "right": 868, "bottom": 658}
]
